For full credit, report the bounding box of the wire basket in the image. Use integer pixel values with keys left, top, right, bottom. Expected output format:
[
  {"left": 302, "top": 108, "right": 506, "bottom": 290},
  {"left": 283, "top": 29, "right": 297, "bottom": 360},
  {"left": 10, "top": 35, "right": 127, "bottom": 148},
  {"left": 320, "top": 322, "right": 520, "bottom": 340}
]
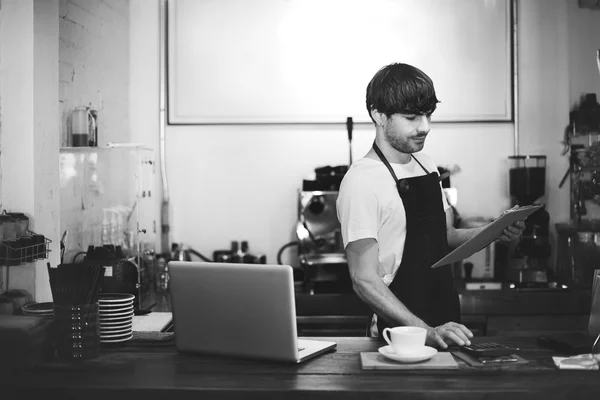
[{"left": 0, "top": 231, "right": 52, "bottom": 267}]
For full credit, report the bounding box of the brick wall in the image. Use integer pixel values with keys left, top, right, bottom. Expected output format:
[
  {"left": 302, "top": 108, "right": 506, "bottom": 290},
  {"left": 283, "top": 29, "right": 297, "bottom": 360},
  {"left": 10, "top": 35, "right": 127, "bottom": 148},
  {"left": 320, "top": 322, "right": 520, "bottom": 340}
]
[{"left": 59, "top": 0, "right": 130, "bottom": 147}]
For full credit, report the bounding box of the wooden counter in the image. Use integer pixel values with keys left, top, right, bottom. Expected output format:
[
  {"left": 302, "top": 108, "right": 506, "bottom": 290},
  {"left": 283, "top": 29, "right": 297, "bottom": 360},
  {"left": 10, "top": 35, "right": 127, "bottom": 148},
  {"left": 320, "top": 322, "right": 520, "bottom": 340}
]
[{"left": 2, "top": 335, "right": 599, "bottom": 400}]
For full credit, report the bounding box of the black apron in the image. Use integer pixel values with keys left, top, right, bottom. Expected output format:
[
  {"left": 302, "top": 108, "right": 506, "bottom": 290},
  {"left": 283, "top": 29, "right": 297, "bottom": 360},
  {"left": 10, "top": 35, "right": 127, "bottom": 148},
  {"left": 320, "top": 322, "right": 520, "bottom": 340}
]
[{"left": 372, "top": 142, "right": 460, "bottom": 335}]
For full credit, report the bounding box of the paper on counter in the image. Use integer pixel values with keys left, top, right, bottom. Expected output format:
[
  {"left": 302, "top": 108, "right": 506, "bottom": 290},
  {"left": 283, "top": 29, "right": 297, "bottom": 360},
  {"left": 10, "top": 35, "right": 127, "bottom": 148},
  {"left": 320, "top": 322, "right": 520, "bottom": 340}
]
[
  {"left": 132, "top": 312, "right": 172, "bottom": 332},
  {"left": 552, "top": 354, "right": 599, "bottom": 370}
]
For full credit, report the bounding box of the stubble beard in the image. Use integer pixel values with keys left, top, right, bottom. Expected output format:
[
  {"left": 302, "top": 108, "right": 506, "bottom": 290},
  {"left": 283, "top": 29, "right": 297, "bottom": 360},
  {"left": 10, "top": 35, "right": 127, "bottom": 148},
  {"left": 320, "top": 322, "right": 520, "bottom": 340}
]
[{"left": 383, "top": 124, "right": 423, "bottom": 154}]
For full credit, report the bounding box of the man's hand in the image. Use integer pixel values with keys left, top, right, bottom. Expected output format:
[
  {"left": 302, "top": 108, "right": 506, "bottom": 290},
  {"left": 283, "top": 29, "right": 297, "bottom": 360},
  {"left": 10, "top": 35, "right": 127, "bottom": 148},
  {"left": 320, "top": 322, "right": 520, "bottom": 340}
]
[
  {"left": 497, "top": 219, "right": 526, "bottom": 242},
  {"left": 426, "top": 322, "right": 473, "bottom": 349},
  {"left": 495, "top": 205, "right": 527, "bottom": 242}
]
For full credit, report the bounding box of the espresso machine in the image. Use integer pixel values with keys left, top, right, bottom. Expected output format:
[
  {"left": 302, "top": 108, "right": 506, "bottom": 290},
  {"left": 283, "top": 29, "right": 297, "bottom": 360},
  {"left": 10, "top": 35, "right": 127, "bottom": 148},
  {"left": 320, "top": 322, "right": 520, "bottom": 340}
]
[
  {"left": 293, "top": 118, "right": 356, "bottom": 293},
  {"left": 296, "top": 165, "right": 351, "bottom": 294},
  {"left": 501, "top": 155, "right": 553, "bottom": 287}
]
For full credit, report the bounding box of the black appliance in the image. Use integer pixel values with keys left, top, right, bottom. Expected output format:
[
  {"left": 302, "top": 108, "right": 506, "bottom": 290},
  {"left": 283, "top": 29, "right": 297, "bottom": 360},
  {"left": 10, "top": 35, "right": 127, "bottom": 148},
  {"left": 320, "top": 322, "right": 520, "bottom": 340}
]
[
  {"left": 82, "top": 245, "right": 154, "bottom": 312},
  {"left": 302, "top": 165, "right": 349, "bottom": 191},
  {"left": 502, "top": 155, "right": 552, "bottom": 287}
]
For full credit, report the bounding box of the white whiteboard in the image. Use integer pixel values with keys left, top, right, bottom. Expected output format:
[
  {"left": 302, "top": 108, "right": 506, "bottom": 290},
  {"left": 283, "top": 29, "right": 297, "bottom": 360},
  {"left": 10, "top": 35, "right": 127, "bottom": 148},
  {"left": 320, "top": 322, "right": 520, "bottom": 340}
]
[{"left": 168, "top": 0, "right": 512, "bottom": 124}]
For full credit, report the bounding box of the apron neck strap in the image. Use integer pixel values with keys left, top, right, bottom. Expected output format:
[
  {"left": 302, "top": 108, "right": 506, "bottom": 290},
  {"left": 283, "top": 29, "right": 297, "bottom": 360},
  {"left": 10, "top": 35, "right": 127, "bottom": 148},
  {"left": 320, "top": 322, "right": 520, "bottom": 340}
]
[
  {"left": 372, "top": 142, "right": 399, "bottom": 181},
  {"left": 412, "top": 154, "right": 429, "bottom": 174},
  {"left": 372, "top": 141, "right": 430, "bottom": 178}
]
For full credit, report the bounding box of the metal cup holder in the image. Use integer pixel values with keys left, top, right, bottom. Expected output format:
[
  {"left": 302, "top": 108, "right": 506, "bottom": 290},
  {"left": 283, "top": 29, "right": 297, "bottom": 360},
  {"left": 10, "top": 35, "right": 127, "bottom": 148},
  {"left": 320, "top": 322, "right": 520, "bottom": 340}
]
[{"left": 0, "top": 231, "right": 52, "bottom": 267}]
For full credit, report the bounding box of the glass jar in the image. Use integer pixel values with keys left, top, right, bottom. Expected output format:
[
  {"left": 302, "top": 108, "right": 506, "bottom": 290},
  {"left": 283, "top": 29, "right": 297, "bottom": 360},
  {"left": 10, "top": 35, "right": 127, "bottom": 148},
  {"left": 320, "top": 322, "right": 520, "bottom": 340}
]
[{"left": 5, "top": 212, "right": 29, "bottom": 237}]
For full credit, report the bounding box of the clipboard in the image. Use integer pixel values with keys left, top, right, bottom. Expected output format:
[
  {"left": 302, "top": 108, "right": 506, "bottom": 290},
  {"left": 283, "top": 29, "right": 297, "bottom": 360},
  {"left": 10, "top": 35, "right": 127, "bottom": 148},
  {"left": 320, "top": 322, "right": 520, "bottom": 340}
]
[{"left": 431, "top": 204, "right": 543, "bottom": 268}]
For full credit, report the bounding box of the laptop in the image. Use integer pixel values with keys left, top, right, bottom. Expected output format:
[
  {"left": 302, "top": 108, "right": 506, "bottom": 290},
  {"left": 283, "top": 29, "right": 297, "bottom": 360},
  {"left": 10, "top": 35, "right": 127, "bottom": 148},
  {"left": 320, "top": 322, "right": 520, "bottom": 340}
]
[
  {"left": 537, "top": 270, "right": 600, "bottom": 355},
  {"left": 537, "top": 332, "right": 596, "bottom": 355},
  {"left": 168, "top": 261, "right": 337, "bottom": 363}
]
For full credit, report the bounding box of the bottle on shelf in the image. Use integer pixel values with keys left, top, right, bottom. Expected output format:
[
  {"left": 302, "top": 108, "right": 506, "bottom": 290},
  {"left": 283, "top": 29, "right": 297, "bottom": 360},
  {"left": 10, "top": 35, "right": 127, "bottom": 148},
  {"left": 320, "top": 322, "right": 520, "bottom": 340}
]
[
  {"left": 241, "top": 241, "right": 257, "bottom": 263},
  {"left": 240, "top": 241, "right": 248, "bottom": 263},
  {"left": 230, "top": 241, "right": 241, "bottom": 263},
  {"left": 109, "top": 208, "right": 119, "bottom": 246},
  {"left": 116, "top": 208, "right": 124, "bottom": 249}
]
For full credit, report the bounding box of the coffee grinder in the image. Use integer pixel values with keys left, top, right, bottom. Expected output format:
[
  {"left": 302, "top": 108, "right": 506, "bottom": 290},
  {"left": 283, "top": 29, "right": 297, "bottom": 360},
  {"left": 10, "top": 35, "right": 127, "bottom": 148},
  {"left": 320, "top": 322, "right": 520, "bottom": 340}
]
[{"left": 502, "top": 155, "right": 552, "bottom": 287}]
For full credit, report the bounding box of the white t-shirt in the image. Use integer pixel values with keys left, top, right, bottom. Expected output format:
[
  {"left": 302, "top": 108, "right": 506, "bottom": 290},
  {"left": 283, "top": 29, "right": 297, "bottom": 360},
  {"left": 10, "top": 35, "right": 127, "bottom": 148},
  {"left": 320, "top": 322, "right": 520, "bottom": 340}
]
[{"left": 336, "top": 153, "right": 450, "bottom": 286}]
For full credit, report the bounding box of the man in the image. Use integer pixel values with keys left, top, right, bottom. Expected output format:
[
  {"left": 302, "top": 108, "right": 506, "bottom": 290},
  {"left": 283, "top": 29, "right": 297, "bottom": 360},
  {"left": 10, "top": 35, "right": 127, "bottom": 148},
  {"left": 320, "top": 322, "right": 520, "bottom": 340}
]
[{"left": 336, "top": 62, "right": 525, "bottom": 349}]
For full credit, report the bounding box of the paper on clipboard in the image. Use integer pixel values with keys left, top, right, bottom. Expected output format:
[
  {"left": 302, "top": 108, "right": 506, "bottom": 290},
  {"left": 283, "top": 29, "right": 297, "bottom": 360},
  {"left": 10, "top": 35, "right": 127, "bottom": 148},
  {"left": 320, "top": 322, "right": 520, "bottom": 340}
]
[{"left": 431, "top": 204, "right": 543, "bottom": 268}]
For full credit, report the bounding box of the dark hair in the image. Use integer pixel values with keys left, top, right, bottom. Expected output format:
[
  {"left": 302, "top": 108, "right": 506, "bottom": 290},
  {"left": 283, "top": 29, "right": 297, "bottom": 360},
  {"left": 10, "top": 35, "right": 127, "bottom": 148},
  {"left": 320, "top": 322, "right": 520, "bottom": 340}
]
[{"left": 365, "top": 63, "right": 440, "bottom": 123}]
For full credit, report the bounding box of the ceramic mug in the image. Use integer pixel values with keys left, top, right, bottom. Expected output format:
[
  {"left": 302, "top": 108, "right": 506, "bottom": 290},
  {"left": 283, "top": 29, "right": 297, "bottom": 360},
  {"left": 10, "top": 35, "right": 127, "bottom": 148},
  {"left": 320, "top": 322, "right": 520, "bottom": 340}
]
[{"left": 382, "top": 326, "right": 427, "bottom": 354}]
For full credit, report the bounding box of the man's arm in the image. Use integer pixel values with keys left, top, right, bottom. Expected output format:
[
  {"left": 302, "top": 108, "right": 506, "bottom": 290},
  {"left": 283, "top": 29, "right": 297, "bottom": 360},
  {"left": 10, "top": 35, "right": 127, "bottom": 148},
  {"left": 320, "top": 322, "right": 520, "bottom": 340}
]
[
  {"left": 346, "top": 238, "right": 428, "bottom": 329},
  {"left": 445, "top": 207, "right": 526, "bottom": 251},
  {"left": 346, "top": 238, "right": 472, "bottom": 348},
  {"left": 445, "top": 209, "right": 484, "bottom": 250}
]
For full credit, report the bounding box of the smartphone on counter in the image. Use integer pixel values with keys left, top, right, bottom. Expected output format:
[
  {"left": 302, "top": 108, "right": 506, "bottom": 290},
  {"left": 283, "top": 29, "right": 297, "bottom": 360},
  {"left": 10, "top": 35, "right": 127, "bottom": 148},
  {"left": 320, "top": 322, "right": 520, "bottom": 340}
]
[{"left": 459, "top": 342, "right": 520, "bottom": 357}]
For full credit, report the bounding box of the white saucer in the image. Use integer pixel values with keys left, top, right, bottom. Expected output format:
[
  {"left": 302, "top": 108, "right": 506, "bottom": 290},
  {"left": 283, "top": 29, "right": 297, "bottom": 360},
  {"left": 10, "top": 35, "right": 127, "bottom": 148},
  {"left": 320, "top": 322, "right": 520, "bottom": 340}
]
[
  {"left": 99, "top": 310, "right": 134, "bottom": 318},
  {"left": 378, "top": 345, "right": 438, "bottom": 363},
  {"left": 98, "top": 305, "right": 134, "bottom": 314},
  {"left": 101, "top": 333, "right": 133, "bottom": 343},
  {"left": 99, "top": 300, "right": 134, "bottom": 308},
  {"left": 100, "top": 322, "right": 133, "bottom": 332},
  {"left": 100, "top": 328, "right": 133, "bottom": 337},
  {"left": 98, "top": 293, "right": 136, "bottom": 303},
  {"left": 100, "top": 319, "right": 133, "bottom": 326}
]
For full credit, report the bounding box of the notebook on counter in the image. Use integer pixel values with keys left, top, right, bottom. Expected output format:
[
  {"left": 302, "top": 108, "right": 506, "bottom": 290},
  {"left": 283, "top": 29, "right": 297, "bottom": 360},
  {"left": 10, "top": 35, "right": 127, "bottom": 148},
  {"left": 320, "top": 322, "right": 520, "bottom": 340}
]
[
  {"left": 168, "top": 261, "right": 337, "bottom": 363},
  {"left": 132, "top": 312, "right": 172, "bottom": 332}
]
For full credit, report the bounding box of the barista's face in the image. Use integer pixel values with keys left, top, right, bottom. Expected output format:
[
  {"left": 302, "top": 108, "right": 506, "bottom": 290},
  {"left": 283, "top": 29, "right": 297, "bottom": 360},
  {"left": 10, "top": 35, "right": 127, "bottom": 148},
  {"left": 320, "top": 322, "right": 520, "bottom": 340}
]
[{"left": 382, "top": 113, "right": 432, "bottom": 154}]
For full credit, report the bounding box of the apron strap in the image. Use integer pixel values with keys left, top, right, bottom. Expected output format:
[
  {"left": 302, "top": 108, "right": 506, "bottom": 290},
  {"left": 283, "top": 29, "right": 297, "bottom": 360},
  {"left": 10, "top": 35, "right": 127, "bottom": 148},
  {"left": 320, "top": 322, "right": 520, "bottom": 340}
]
[
  {"left": 372, "top": 142, "right": 400, "bottom": 181},
  {"left": 411, "top": 154, "right": 429, "bottom": 174},
  {"left": 372, "top": 141, "right": 429, "bottom": 178}
]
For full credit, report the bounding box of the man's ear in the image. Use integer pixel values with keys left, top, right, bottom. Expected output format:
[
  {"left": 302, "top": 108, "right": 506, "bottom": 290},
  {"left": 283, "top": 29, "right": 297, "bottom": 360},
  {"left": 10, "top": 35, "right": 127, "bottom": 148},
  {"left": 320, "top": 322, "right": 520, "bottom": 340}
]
[{"left": 370, "top": 109, "right": 386, "bottom": 126}]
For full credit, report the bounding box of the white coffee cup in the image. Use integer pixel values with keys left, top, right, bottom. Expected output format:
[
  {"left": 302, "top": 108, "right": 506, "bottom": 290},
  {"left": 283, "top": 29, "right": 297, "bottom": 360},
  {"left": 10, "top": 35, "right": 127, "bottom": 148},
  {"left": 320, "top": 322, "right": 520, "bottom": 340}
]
[{"left": 382, "top": 326, "right": 427, "bottom": 354}]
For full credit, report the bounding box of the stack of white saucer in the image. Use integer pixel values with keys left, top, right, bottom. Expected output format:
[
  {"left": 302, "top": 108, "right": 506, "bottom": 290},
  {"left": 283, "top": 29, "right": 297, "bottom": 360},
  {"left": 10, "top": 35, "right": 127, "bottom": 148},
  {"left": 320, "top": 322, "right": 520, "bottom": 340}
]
[{"left": 98, "top": 293, "right": 135, "bottom": 344}]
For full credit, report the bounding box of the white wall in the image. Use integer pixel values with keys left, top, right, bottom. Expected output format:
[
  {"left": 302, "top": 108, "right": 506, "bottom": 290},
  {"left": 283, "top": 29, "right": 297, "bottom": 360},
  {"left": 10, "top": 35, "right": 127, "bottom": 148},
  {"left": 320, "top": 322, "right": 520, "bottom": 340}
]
[
  {"left": 130, "top": 0, "right": 599, "bottom": 268},
  {"left": 517, "top": 0, "right": 571, "bottom": 267},
  {"left": 0, "top": 0, "right": 60, "bottom": 301},
  {"left": 129, "top": 0, "right": 161, "bottom": 252},
  {"left": 568, "top": 3, "right": 600, "bottom": 106}
]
